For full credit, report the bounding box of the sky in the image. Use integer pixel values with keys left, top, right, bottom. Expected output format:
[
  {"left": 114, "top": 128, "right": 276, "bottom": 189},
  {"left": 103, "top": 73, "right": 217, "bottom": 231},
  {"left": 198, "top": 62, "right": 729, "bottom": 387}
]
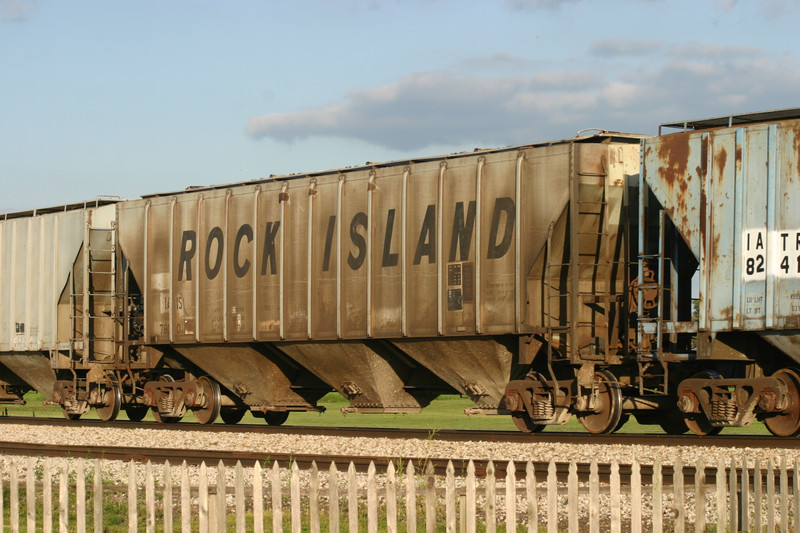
[{"left": 1, "top": 0, "right": 798, "bottom": 213}]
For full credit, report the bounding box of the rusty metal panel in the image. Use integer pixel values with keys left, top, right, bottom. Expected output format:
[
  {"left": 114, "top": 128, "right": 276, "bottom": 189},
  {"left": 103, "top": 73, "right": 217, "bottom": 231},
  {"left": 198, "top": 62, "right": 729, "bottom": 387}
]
[{"left": 644, "top": 118, "right": 800, "bottom": 335}]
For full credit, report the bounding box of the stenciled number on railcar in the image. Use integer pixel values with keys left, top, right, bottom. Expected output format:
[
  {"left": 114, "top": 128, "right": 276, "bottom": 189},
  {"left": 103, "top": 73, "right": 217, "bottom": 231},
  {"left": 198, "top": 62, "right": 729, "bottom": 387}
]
[{"left": 743, "top": 229, "right": 800, "bottom": 280}]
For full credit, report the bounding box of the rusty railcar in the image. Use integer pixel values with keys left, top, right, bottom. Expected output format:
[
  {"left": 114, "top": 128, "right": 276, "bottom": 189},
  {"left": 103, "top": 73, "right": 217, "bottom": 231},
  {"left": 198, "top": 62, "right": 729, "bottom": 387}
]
[{"left": 638, "top": 108, "right": 800, "bottom": 436}]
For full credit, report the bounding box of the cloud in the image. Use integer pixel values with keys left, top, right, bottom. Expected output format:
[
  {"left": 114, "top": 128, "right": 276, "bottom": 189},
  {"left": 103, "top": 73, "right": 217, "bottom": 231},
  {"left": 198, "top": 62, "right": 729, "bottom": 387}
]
[
  {"left": 246, "top": 45, "right": 800, "bottom": 152},
  {"left": 591, "top": 39, "right": 663, "bottom": 57},
  {"left": 0, "top": 0, "right": 37, "bottom": 21},
  {"left": 462, "top": 52, "right": 538, "bottom": 71}
]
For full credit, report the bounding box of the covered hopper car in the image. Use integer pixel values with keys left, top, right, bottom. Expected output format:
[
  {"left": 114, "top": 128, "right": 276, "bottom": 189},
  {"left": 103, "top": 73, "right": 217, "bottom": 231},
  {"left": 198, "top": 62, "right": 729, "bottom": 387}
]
[{"left": 2, "top": 108, "right": 800, "bottom": 435}]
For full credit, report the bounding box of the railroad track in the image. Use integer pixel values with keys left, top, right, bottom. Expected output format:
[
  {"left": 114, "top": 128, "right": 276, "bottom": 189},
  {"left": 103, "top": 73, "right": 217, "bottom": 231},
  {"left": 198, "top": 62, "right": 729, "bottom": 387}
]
[{"left": 0, "top": 414, "right": 797, "bottom": 449}]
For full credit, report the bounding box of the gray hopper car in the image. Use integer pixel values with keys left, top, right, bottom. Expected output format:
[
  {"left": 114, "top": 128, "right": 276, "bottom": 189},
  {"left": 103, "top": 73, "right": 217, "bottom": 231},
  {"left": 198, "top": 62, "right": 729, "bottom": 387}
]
[{"left": 2, "top": 108, "right": 800, "bottom": 436}]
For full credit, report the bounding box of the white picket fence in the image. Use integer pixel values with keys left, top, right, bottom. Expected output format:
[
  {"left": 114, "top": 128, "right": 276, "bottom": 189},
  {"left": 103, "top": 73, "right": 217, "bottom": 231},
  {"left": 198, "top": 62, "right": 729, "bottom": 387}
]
[{"left": 0, "top": 454, "right": 798, "bottom": 532}]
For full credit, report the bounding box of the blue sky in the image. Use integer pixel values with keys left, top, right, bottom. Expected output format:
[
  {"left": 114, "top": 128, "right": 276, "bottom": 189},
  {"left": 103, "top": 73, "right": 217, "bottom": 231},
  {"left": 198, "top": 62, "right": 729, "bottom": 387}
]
[{"left": 1, "top": 0, "right": 798, "bottom": 213}]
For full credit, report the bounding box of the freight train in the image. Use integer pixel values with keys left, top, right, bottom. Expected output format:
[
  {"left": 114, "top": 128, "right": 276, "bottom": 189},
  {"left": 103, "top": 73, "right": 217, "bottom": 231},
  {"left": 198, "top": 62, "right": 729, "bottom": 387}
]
[{"left": 2, "top": 108, "right": 800, "bottom": 436}]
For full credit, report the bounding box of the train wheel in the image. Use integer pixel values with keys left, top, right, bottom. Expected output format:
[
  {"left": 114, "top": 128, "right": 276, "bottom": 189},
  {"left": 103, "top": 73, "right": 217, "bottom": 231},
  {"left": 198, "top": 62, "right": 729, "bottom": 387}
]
[
  {"left": 577, "top": 370, "right": 623, "bottom": 435},
  {"left": 124, "top": 406, "right": 149, "bottom": 422},
  {"left": 220, "top": 408, "right": 246, "bottom": 425},
  {"left": 264, "top": 411, "right": 290, "bottom": 426},
  {"left": 765, "top": 369, "right": 800, "bottom": 437},
  {"left": 511, "top": 410, "right": 546, "bottom": 433},
  {"left": 683, "top": 371, "right": 723, "bottom": 436},
  {"left": 96, "top": 380, "right": 122, "bottom": 422},
  {"left": 193, "top": 376, "right": 221, "bottom": 425}
]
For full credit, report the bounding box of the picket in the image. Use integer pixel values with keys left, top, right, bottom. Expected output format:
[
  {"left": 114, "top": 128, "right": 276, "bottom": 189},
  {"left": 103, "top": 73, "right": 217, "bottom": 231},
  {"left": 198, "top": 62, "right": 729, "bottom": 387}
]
[
  {"left": 589, "top": 459, "right": 600, "bottom": 533},
  {"left": 525, "top": 461, "right": 536, "bottom": 533},
  {"left": 164, "top": 461, "right": 173, "bottom": 533},
  {"left": 568, "top": 460, "right": 578, "bottom": 533},
  {"left": 291, "top": 461, "right": 300, "bottom": 533},
  {"left": 2, "top": 452, "right": 799, "bottom": 532},
  {"left": 652, "top": 459, "right": 662, "bottom": 533},
  {"left": 235, "top": 460, "right": 245, "bottom": 533},
  {"left": 547, "top": 460, "right": 557, "bottom": 533},
  {"left": 329, "top": 461, "right": 340, "bottom": 533},
  {"left": 11, "top": 458, "right": 18, "bottom": 533},
  {"left": 145, "top": 460, "right": 155, "bottom": 533},
  {"left": 181, "top": 461, "right": 191, "bottom": 533},
  {"left": 271, "top": 460, "right": 281, "bottom": 532},
  {"left": 310, "top": 461, "right": 320, "bottom": 533},
  {"left": 199, "top": 461, "right": 209, "bottom": 533},
  {"left": 406, "top": 460, "right": 417, "bottom": 533},
  {"left": 728, "top": 456, "right": 737, "bottom": 532},
  {"left": 695, "top": 458, "right": 705, "bottom": 533},
  {"left": 506, "top": 460, "right": 516, "bottom": 533},
  {"left": 386, "top": 461, "right": 397, "bottom": 533},
  {"left": 44, "top": 458, "right": 53, "bottom": 533},
  {"left": 486, "top": 460, "right": 496, "bottom": 533},
  {"left": 28, "top": 456, "right": 36, "bottom": 533},
  {"left": 253, "top": 461, "right": 264, "bottom": 533},
  {"left": 673, "top": 456, "right": 683, "bottom": 533},
  {"left": 446, "top": 461, "right": 455, "bottom": 533},
  {"left": 94, "top": 459, "right": 103, "bottom": 533},
  {"left": 466, "top": 460, "right": 476, "bottom": 533}
]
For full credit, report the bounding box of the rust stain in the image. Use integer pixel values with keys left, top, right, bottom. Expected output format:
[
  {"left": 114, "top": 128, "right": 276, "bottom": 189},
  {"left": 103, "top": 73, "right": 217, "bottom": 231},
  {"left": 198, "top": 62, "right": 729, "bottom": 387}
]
[
  {"left": 735, "top": 143, "right": 742, "bottom": 174},
  {"left": 656, "top": 134, "right": 691, "bottom": 190},
  {"left": 715, "top": 146, "right": 727, "bottom": 183},
  {"left": 718, "top": 305, "right": 734, "bottom": 322},
  {"left": 794, "top": 124, "right": 800, "bottom": 181}
]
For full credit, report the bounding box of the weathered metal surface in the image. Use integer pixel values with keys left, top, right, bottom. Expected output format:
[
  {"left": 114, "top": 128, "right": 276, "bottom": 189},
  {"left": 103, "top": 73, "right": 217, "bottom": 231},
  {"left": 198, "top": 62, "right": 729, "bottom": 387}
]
[
  {"left": 0, "top": 352, "right": 57, "bottom": 400},
  {"left": 171, "top": 344, "right": 328, "bottom": 411},
  {"left": 643, "top": 119, "right": 800, "bottom": 350},
  {"left": 391, "top": 337, "right": 524, "bottom": 410},
  {"left": 0, "top": 208, "right": 83, "bottom": 352},
  {"left": 274, "top": 341, "right": 449, "bottom": 412},
  {"left": 118, "top": 137, "right": 641, "bottom": 347},
  {"left": 114, "top": 136, "right": 641, "bottom": 412}
]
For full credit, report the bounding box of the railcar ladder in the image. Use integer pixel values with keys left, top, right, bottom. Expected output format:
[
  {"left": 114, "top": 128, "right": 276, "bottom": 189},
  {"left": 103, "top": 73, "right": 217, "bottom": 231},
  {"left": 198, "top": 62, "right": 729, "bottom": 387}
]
[
  {"left": 70, "top": 223, "right": 120, "bottom": 365},
  {"left": 634, "top": 208, "right": 670, "bottom": 395},
  {"left": 543, "top": 144, "right": 614, "bottom": 364}
]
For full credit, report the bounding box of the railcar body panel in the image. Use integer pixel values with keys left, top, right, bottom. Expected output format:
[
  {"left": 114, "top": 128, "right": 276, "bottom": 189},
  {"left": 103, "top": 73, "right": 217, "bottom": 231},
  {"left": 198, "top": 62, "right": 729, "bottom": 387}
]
[
  {"left": 0, "top": 209, "right": 83, "bottom": 352},
  {"left": 0, "top": 203, "right": 118, "bottom": 399},
  {"left": 118, "top": 137, "right": 641, "bottom": 345},
  {"left": 642, "top": 118, "right": 800, "bottom": 360},
  {"left": 116, "top": 135, "right": 641, "bottom": 413}
]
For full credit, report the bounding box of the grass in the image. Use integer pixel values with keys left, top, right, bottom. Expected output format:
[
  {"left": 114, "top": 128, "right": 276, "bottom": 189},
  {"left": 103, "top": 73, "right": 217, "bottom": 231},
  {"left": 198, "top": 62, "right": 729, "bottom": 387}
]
[{"left": 1, "top": 390, "right": 770, "bottom": 435}]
